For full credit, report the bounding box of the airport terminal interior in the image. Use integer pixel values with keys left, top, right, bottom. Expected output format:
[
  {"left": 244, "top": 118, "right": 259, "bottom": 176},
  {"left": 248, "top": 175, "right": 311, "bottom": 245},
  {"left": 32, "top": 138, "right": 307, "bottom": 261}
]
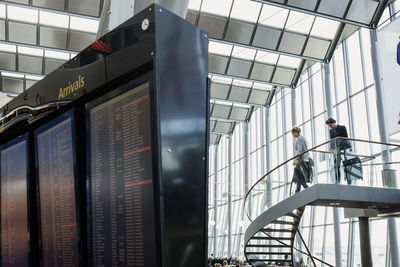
[{"left": 0, "top": 0, "right": 400, "bottom": 267}]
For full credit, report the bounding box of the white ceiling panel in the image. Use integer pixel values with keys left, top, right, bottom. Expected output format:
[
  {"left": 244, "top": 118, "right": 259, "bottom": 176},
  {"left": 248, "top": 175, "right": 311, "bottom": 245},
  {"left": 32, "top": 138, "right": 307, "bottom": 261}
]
[
  {"left": 68, "top": 0, "right": 101, "bottom": 17},
  {"left": 6, "top": 0, "right": 29, "bottom": 5},
  {"left": 2, "top": 77, "right": 24, "bottom": 94},
  {"left": 248, "top": 89, "right": 269, "bottom": 105},
  {"left": 39, "top": 26, "right": 68, "bottom": 49},
  {"left": 18, "top": 55, "right": 43, "bottom": 74},
  {"left": 0, "top": 53, "right": 16, "bottom": 71},
  {"left": 211, "top": 83, "right": 231, "bottom": 99},
  {"left": 212, "top": 104, "right": 231, "bottom": 119},
  {"left": 198, "top": 14, "right": 226, "bottom": 39},
  {"left": 68, "top": 31, "right": 96, "bottom": 51},
  {"left": 214, "top": 121, "right": 232, "bottom": 133},
  {"left": 229, "top": 107, "right": 248, "bottom": 120},
  {"left": 44, "top": 58, "right": 64, "bottom": 75},
  {"left": 8, "top": 22, "right": 37, "bottom": 45},
  {"left": 228, "top": 86, "right": 250, "bottom": 102},
  {"left": 225, "top": 20, "right": 254, "bottom": 45},
  {"left": 33, "top": 0, "right": 65, "bottom": 11},
  {"left": 0, "top": 20, "right": 5, "bottom": 40}
]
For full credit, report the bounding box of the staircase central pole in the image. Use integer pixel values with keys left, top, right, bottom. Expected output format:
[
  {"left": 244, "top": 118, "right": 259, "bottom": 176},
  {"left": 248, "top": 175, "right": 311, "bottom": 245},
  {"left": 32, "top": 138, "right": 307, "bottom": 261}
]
[{"left": 322, "top": 63, "right": 343, "bottom": 267}]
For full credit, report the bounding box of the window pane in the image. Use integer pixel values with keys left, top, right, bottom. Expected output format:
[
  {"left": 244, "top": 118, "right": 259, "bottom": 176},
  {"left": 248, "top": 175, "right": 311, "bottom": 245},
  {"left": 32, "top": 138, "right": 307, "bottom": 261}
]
[
  {"left": 334, "top": 45, "right": 347, "bottom": 103},
  {"left": 312, "top": 70, "right": 325, "bottom": 115},
  {"left": 346, "top": 33, "right": 364, "bottom": 94}
]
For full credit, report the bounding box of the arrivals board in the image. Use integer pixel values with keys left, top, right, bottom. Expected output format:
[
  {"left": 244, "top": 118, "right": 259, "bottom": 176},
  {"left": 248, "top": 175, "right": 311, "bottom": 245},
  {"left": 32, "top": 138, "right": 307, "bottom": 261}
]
[
  {"left": 88, "top": 82, "right": 157, "bottom": 266},
  {"left": 1, "top": 138, "right": 29, "bottom": 267},
  {"left": 36, "top": 116, "right": 79, "bottom": 267}
]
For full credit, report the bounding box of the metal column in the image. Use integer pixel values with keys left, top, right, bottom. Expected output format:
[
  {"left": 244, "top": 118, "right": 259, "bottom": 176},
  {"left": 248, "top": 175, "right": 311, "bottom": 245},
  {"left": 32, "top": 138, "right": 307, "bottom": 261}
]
[
  {"left": 213, "top": 145, "right": 218, "bottom": 258},
  {"left": 281, "top": 91, "right": 289, "bottom": 198},
  {"left": 244, "top": 122, "right": 251, "bottom": 218},
  {"left": 227, "top": 135, "right": 233, "bottom": 257},
  {"left": 291, "top": 89, "right": 297, "bottom": 126},
  {"left": 322, "top": 64, "right": 333, "bottom": 118},
  {"left": 370, "top": 29, "right": 400, "bottom": 267},
  {"left": 306, "top": 68, "right": 316, "bottom": 256},
  {"left": 342, "top": 41, "right": 355, "bottom": 137},
  {"left": 322, "top": 63, "right": 343, "bottom": 267},
  {"left": 359, "top": 217, "right": 373, "bottom": 267},
  {"left": 265, "top": 108, "right": 272, "bottom": 208}
]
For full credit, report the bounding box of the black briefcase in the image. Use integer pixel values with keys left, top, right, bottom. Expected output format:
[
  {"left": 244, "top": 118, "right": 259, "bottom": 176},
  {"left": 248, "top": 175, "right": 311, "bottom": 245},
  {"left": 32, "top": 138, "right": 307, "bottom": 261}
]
[{"left": 343, "top": 156, "right": 363, "bottom": 180}]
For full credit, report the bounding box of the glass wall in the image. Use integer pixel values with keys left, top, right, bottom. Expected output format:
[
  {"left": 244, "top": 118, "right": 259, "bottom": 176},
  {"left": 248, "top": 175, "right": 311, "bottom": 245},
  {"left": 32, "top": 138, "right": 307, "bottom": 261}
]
[{"left": 208, "top": 3, "right": 400, "bottom": 265}]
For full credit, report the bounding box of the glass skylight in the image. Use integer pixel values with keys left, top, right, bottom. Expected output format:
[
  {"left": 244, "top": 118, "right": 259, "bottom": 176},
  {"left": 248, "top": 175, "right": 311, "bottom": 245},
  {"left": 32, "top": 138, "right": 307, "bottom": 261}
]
[
  {"left": 311, "top": 17, "right": 340, "bottom": 39},
  {"left": 0, "top": 43, "right": 17, "bottom": 53},
  {"left": 285, "top": 11, "right": 315, "bottom": 34},
  {"left": 188, "top": 0, "right": 202, "bottom": 11},
  {"left": 232, "top": 46, "right": 256, "bottom": 60},
  {"left": 18, "top": 46, "right": 43, "bottom": 57},
  {"left": 277, "top": 55, "right": 301, "bottom": 68},
  {"left": 230, "top": 0, "right": 262, "bottom": 23},
  {"left": 8, "top": 5, "right": 38, "bottom": 24},
  {"left": 70, "top": 16, "right": 99, "bottom": 33},
  {"left": 255, "top": 51, "right": 279, "bottom": 65},
  {"left": 0, "top": 4, "right": 5, "bottom": 19},
  {"left": 201, "top": 0, "right": 233, "bottom": 17},
  {"left": 259, "top": 4, "right": 289, "bottom": 29},
  {"left": 40, "top": 11, "right": 69, "bottom": 29},
  {"left": 45, "top": 50, "right": 70, "bottom": 60},
  {"left": 209, "top": 41, "right": 233, "bottom": 56}
]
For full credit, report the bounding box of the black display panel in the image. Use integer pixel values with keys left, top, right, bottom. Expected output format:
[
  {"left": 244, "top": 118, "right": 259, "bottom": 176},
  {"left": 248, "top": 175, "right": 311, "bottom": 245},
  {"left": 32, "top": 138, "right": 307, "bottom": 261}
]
[
  {"left": 36, "top": 114, "right": 79, "bottom": 267},
  {"left": 88, "top": 82, "right": 157, "bottom": 266},
  {"left": 0, "top": 136, "right": 29, "bottom": 267}
]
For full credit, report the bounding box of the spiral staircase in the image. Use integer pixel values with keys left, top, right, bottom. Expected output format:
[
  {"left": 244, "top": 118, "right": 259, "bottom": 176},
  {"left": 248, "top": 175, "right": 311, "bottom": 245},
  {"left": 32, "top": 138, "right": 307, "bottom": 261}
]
[{"left": 243, "top": 138, "right": 400, "bottom": 267}]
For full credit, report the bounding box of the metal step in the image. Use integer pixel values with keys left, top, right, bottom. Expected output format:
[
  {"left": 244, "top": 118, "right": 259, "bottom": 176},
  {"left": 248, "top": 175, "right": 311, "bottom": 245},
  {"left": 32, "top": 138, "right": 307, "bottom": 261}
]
[
  {"left": 251, "top": 236, "right": 292, "bottom": 241},
  {"left": 246, "top": 252, "right": 291, "bottom": 256},
  {"left": 246, "top": 244, "right": 291, "bottom": 248},
  {"left": 271, "top": 220, "right": 296, "bottom": 225},
  {"left": 287, "top": 211, "right": 302, "bottom": 219},
  {"left": 248, "top": 259, "right": 293, "bottom": 263},
  {"left": 262, "top": 228, "right": 294, "bottom": 233}
]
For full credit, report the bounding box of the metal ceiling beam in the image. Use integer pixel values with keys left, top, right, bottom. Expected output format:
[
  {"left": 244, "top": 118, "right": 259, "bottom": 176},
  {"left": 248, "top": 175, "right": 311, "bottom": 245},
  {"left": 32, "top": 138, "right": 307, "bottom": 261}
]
[
  {"left": 250, "top": 0, "right": 372, "bottom": 29},
  {"left": 209, "top": 72, "right": 290, "bottom": 89},
  {"left": 210, "top": 38, "right": 323, "bottom": 63},
  {"left": 291, "top": 59, "right": 306, "bottom": 88},
  {"left": 0, "top": 40, "right": 77, "bottom": 57},
  {"left": 371, "top": 0, "right": 390, "bottom": 28},
  {"left": 325, "top": 22, "right": 346, "bottom": 63},
  {"left": 0, "top": 1, "right": 101, "bottom": 19},
  {"left": 210, "top": 117, "right": 245, "bottom": 124},
  {"left": 211, "top": 97, "right": 266, "bottom": 108},
  {"left": 210, "top": 130, "right": 231, "bottom": 135},
  {"left": 266, "top": 86, "right": 277, "bottom": 107}
]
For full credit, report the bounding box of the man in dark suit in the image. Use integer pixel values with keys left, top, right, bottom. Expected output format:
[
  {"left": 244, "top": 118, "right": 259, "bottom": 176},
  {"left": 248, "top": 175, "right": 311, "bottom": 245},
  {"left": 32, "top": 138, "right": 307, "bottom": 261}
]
[
  {"left": 397, "top": 35, "right": 400, "bottom": 66},
  {"left": 326, "top": 118, "right": 351, "bottom": 184}
]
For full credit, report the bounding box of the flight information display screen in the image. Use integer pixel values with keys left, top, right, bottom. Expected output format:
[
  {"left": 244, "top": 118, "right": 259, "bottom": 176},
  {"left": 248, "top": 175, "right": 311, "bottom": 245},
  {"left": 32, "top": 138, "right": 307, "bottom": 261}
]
[
  {"left": 1, "top": 139, "right": 29, "bottom": 267},
  {"left": 36, "top": 117, "right": 79, "bottom": 267},
  {"left": 89, "top": 82, "right": 157, "bottom": 266}
]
